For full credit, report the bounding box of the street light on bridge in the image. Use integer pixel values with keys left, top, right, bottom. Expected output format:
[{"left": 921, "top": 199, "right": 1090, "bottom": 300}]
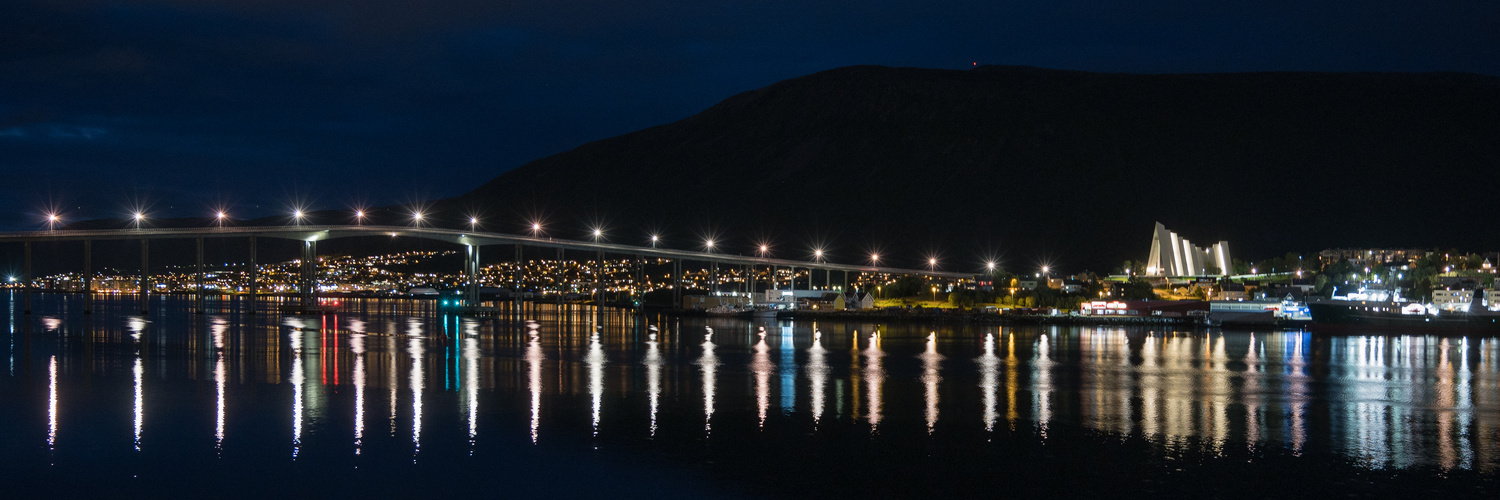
[
  {"left": 132, "top": 211, "right": 146, "bottom": 229},
  {"left": 291, "top": 210, "right": 305, "bottom": 226},
  {"left": 215, "top": 211, "right": 226, "bottom": 227},
  {"left": 411, "top": 211, "right": 424, "bottom": 226},
  {"left": 354, "top": 210, "right": 366, "bottom": 226},
  {"left": 45, "top": 213, "right": 60, "bottom": 231},
  {"left": 650, "top": 234, "right": 659, "bottom": 248}
]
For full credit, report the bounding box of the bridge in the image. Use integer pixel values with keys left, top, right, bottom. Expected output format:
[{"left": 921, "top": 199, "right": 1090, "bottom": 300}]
[{"left": 0, "top": 225, "right": 978, "bottom": 315}]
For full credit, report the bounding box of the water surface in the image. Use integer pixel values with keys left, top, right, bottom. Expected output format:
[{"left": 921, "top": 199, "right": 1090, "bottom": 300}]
[{"left": 3, "top": 293, "right": 1498, "bottom": 497}]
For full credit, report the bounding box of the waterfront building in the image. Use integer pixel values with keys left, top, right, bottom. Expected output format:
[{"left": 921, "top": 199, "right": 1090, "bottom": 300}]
[
  {"left": 1079, "top": 299, "right": 1209, "bottom": 317},
  {"left": 1432, "top": 288, "right": 1475, "bottom": 312},
  {"left": 1317, "top": 248, "right": 1425, "bottom": 267},
  {"left": 1144, "top": 222, "right": 1231, "bottom": 277}
]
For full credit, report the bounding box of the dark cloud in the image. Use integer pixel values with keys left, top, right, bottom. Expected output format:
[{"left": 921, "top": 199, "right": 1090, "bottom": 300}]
[{"left": 1, "top": 0, "right": 1495, "bottom": 229}]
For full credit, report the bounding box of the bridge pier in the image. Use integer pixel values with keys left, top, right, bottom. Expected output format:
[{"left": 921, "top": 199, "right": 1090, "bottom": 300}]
[
  {"left": 672, "top": 259, "right": 682, "bottom": 307},
  {"left": 513, "top": 244, "right": 522, "bottom": 317},
  {"left": 195, "top": 237, "right": 206, "bottom": 314},
  {"left": 247, "top": 236, "right": 257, "bottom": 314},
  {"left": 140, "top": 239, "right": 150, "bottom": 314},
  {"left": 465, "top": 244, "right": 480, "bottom": 309},
  {"left": 595, "top": 247, "right": 603, "bottom": 325},
  {"left": 22, "top": 241, "right": 30, "bottom": 314},
  {"left": 300, "top": 240, "right": 317, "bottom": 310},
  {"left": 82, "top": 239, "right": 92, "bottom": 314}
]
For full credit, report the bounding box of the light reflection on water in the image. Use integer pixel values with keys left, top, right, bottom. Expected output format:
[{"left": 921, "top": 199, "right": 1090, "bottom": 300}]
[{"left": 6, "top": 296, "right": 1500, "bottom": 480}]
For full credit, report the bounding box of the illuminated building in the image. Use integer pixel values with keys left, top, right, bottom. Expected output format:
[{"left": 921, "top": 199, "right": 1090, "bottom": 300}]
[{"left": 1144, "top": 222, "right": 1231, "bottom": 277}]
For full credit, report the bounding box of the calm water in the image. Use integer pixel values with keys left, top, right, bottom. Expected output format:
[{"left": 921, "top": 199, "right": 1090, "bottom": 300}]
[{"left": 3, "top": 292, "right": 1498, "bottom": 497}]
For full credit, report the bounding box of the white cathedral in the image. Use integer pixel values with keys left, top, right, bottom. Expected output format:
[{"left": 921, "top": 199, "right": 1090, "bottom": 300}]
[{"left": 1144, "top": 222, "right": 1231, "bottom": 276}]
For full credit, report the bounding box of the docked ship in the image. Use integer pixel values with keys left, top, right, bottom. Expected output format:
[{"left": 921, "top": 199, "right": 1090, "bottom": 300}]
[{"left": 1307, "top": 288, "right": 1500, "bottom": 331}]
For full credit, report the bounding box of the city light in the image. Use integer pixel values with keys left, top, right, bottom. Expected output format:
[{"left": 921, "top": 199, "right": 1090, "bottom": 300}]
[
  {"left": 870, "top": 253, "right": 880, "bottom": 266},
  {"left": 650, "top": 234, "right": 659, "bottom": 247},
  {"left": 986, "top": 261, "right": 996, "bottom": 271},
  {"left": 814, "top": 249, "right": 824, "bottom": 262},
  {"left": 132, "top": 211, "right": 146, "bottom": 228},
  {"left": 705, "top": 239, "right": 715, "bottom": 252},
  {"left": 411, "top": 211, "right": 424, "bottom": 224},
  {"left": 354, "top": 210, "right": 366, "bottom": 225},
  {"left": 928, "top": 257, "right": 937, "bottom": 270},
  {"left": 469, "top": 217, "right": 479, "bottom": 230},
  {"left": 45, "top": 212, "right": 60, "bottom": 231},
  {"left": 291, "top": 210, "right": 304, "bottom": 225}
]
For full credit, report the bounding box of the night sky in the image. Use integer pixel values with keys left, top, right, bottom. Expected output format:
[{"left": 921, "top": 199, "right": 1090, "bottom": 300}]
[{"left": 3, "top": 0, "right": 1496, "bottom": 230}]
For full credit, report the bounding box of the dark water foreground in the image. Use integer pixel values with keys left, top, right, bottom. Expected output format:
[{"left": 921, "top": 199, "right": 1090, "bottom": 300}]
[{"left": 2, "top": 293, "right": 1497, "bottom": 498}]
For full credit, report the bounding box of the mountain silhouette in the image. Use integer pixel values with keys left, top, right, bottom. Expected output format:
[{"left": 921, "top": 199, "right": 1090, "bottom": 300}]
[{"left": 448, "top": 65, "right": 1500, "bottom": 272}]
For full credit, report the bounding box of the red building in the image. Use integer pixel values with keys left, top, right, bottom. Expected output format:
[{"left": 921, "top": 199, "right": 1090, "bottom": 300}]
[{"left": 1080, "top": 300, "right": 1208, "bottom": 317}]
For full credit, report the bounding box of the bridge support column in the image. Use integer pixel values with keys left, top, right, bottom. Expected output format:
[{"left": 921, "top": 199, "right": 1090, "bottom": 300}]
[
  {"left": 195, "top": 237, "right": 206, "bottom": 314},
  {"left": 300, "top": 240, "right": 317, "bottom": 310},
  {"left": 595, "top": 247, "right": 603, "bottom": 324},
  {"left": 82, "top": 240, "right": 92, "bottom": 314},
  {"left": 465, "top": 245, "right": 480, "bottom": 310},
  {"left": 635, "top": 254, "right": 644, "bottom": 312},
  {"left": 22, "top": 241, "right": 31, "bottom": 314},
  {"left": 247, "top": 236, "right": 257, "bottom": 314},
  {"left": 672, "top": 259, "right": 682, "bottom": 308},
  {"left": 514, "top": 244, "right": 522, "bottom": 316},
  {"left": 140, "top": 239, "right": 150, "bottom": 314}
]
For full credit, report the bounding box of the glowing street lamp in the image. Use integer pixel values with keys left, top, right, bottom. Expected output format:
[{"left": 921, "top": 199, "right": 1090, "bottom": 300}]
[
  {"left": 215, "top": 211, "right": 226, "bottom": 227},
  {"left": 650, "top": 234, "right": 659, "bottom": 248},
  {"left": 592, "top": 228, "right": 603, "bottom": 241},
  {"left": 986, "top": 261, "right": 996, "bottom": 272},
  {"left": 469, "top": 217, "right": 479, "bottom": 230},
  {"left": 928, "top": 258, "right": 938, "bottom": 271},
  {"left": 291, "top": 210, "right": 304, "bottom": 225},
  {"left": 870, "top": 253, "right": 880, "bottom": 266},
  {"left": 354, "top": 210, "right": 366, "bottom": 225},
  {"left": 758, "top": 244, "right": 769, "bottom": 257},
  {"left": 813, "top": 249, "right": 824, "bottom": 263},
  {"left": 132, "top": 211, "right": 146, "bottom": 229},
  {"left": 411, "top": 211, "right": 424, "bottom": 225},
  {"left": 704, "top": 239, "right": 715, "bottom": 253},
  {"left": 45, "top": 213, "right": 60, "bottom": 231}
]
